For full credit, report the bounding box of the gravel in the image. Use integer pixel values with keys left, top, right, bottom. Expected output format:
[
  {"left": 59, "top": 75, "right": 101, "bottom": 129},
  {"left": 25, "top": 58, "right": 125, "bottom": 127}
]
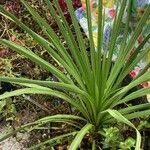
[{"left": 0, "top": 126, "right": 29, "bottom": 150}]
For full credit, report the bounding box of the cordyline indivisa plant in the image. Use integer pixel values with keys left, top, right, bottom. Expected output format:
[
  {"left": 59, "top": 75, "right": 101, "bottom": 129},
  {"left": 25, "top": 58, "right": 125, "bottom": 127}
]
[{"left": 0, "top": 0, "right": 150, "bottom": 149}]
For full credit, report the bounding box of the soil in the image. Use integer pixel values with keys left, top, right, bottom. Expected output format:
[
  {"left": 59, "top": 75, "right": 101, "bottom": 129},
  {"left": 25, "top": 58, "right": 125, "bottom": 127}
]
[{"left": 142, "top": 128, "right": 150, "bottom": 149}]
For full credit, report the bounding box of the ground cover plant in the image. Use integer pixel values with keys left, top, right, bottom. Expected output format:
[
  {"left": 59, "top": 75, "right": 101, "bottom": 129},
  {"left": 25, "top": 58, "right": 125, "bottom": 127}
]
[{"left": 0, "top": 0, "right": 150, "bottom": 149}]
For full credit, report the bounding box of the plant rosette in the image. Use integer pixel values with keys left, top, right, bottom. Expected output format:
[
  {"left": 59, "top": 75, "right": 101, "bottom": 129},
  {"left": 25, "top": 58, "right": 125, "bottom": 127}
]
[{"left": 0, "top": 0, "right": 150, "bottom": 150}]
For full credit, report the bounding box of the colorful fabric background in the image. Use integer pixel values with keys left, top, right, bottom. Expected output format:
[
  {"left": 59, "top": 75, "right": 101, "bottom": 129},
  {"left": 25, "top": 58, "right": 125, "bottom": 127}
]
[{"left": 75, "top": 0, "right": 150, "bottom": 101}]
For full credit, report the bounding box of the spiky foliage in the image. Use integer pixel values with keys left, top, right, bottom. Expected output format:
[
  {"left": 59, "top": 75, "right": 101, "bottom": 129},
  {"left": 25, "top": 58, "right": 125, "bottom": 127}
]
[{"left": 0, "top": 0, "right": 150, "bottom": 149}]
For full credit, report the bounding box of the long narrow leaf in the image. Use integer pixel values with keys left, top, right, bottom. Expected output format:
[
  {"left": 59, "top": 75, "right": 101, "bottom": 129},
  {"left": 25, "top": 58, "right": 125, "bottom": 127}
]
[
  {"left": 119, "top": 103, "right": 150, "bottom": 115},
  {"left": 69, "top": 123, "right": 93, "bottom": 150},
  {"left": 0, "top": 115, "right": 83, "bottom": 142},
  {"left": 0, "top": 39, "right": 71, "bottom": 84},
  {"left": 106, "top": 109, "right": 141, "bottom": 150},
  {"left": 0, "top": 76, "right": 86, "bottom": 96},
  {"left": 0, "top": 88, "right": 86, "bottom": 115},
  {"left": 106, "top": 4, "right": 150, "bottom": 91},
  {"left": 0, "top": 4, "right": 81, "bottom": 85},
  {"left": 116, "top": 87, "right": 150, "bottom": 105},
  {"left": 85, "top": 0, "right": 96, "bottom": 73},
  {"left": 28, "top": 132, "right": 77, "bottom": 150},
  {"left": 45, "top": 0, "right": 91, "bottom": 86}
]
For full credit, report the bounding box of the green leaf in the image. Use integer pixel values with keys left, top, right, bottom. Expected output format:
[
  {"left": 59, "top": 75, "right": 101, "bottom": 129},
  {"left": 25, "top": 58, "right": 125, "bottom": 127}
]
[
  {"left": 85, "top": 0, "right": 96, "bottom": 73},
  {"left": 45, "top": 0, "right": 91, "bottom": 82},
  {"left": 0, "top": 114, "right": 84, "bottom": 142},
  {"left": 106, "top": 109, "right": 141, "bottom": 150},
  {"left": 0, "top": 4, "right": 84, "bottom": 89},
  {"left": 117, "top": 87, "right": 150, "bottom": 105},
  {"left": 0, "top": 1, "right": 150, "bottom": 148},
  {"left": 119, "top": 103, "right": 150, "bottom": 115},
  {"left": 124, "top": 109, "right": 150, "bottom": 120},
  {"left": 104, "top": 103, "right": 150, "bottom": 123},
  {"left": 119, "top": 138, "right": 135, "bottom": 150},
  {"left": 0, "top": 87, "right": 85, "bottom": 114},
  {"left": 0, "top": 76, "right": 86, "bottom": 95},
  {"left": 28, "top": 132, "right": 77, "bottom": 150},
  {"left": 0, "top": 99, "right": 6, "bottom": 112},
  {"left": 69, "top": 124, "right": 93, "bottom": 150},
  {"left": 0, "top": 39, "right": 71, "bottom": 84},
  {"left": 106, "top": 4, "right": 150, "bottom": 91},
  {"left": 65, "top": 0, "right": 94, "bottom": 94}
]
